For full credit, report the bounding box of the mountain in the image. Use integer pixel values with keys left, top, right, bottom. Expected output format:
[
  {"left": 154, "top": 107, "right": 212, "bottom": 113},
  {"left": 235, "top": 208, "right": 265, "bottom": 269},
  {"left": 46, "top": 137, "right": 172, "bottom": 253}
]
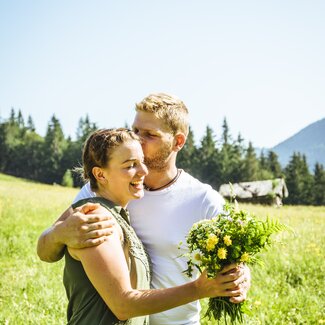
[{"left": 271, "top": 118, "right": 325, "bottom": 170}]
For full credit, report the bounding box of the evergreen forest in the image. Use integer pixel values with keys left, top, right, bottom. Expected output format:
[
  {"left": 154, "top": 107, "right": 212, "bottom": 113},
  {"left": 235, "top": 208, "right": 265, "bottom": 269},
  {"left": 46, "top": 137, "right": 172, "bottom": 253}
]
[{"left": 1, "top": 108, "right": 324, "bottom": 205}]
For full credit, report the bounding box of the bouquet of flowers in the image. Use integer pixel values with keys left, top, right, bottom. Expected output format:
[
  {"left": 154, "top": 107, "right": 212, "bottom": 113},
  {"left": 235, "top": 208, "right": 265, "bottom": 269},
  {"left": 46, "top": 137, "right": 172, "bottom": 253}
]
[{"left": 181, "top": 200, "right": 287, "bottom": 324}]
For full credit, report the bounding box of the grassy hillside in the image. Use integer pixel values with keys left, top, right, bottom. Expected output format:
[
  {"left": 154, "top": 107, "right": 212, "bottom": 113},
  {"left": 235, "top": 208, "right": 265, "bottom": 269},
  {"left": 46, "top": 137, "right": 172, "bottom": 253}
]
[
  {"left": 0, "top": 173, "right": 78, "bottom": 324},
  {"left": 0, "top": 173, "right": 324, "bottom": 324}
]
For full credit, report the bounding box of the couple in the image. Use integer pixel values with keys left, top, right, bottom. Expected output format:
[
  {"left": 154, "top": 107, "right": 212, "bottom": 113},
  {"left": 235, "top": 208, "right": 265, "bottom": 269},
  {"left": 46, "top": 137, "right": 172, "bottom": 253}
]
[{"left": 37, "top": 93, "right": 251, "bottom": 324}]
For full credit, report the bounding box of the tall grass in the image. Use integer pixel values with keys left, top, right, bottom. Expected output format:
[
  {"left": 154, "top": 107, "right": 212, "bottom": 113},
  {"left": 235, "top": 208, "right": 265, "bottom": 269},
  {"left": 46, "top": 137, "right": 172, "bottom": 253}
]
[{"left": 1, "top": 173, "right": 324, "bottom": 324}]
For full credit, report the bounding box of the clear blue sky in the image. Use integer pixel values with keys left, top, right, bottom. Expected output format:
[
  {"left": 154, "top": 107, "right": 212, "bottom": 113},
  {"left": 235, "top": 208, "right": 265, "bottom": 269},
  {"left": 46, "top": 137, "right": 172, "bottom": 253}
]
[{"left": 0, "top": 1, "right": 324, "bottom": 148}]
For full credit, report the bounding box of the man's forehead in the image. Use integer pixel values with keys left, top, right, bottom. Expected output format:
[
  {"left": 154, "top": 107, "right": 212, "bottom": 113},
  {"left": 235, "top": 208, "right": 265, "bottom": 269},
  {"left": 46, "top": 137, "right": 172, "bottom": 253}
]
[
  {"left": 132, "top": 111, "right": 172, "bottom": 133},
  {"left": 132, "top": 117, "right": 161, "bottom": 131}
]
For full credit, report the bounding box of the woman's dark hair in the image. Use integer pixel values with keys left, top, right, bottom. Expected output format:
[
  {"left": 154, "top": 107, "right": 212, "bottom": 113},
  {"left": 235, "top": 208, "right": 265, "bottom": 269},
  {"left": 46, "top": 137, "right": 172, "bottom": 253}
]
[{"left": 80, "top": 128, "right": 140, "bottom": 191}]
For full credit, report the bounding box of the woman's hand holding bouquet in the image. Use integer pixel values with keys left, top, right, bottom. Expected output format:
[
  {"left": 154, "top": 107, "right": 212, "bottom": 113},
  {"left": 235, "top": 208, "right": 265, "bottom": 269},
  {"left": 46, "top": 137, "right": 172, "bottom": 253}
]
[
  {"left": 181, "top": 200, "right": 287, "bottom": 324},
  {"left": 193, "top": 263, "right": 249, "bottom": 301}
]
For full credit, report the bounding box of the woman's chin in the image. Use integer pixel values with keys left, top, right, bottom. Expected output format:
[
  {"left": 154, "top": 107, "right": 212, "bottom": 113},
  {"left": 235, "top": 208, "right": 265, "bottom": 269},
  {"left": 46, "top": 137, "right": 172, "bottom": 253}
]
[{"left": 130, "top": 188, "right": 144, "bottom": 200}]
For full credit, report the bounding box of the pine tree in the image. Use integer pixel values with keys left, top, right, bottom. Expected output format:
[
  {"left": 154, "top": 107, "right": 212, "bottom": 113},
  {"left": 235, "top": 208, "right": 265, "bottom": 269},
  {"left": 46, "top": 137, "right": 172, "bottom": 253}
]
[
  {"left": 313, "top": 163, "right": 325, "bottom": 205},
  {"left": 17, "top": 109, "right": 24, "bottom": 128},
  {"left": 229, "top": 134, "right": 245, "bottom": 183},
  {"left": 299, "top": 155, "right": 314, "bottom": 204},
  {"left": 0, "top": 109, "right": 26, "bottom": 173},
  {"left": 27, "top": 115, "right": 36, "bottom": 132},
  {"left": 221, "top": 117, "right": 231, "bottom": 145},
  {"left": 219, "top": 119, "right": 232, "bottom": 184},
  {"left": 0, "top": 109, "right": 44, "bottom": 179},
  {"left": 259, "top": 150, "right": 267, "bottom": 170},
  {"left": 76, "top": 115, "right": 98, "bottom": 144},
  {"left": 258, "top": 150, "right": 274, "bottom": 180},
  {"left": 0, "top": 122, "right": 8, "bottom": 171},
  {"left": 284, "top": 152, "right": 313, "bottom": 205},
  {"left": 197, "top": 126, "right": 220, "bottom": 188},
  {"left": 9, "top": 108, "right": 15, "bottom": 124},
  {"left": 16, "top": 131, "right": 44, "bottom": 180},
  {"left": 60, "top": 136, "right": 82, "bottom": 187},
  {"left": 266, "top": 151, "right": 283, "bottom": 178},
  {"left": 218, "top": 119, "right": 245, "bottom": 186},
  {"left": 177, "top": 126, "right": 198, "bottom": 176},
  {"left": 284, "top": 153, "right": 301, "bottom": 204},
  {"left": 242, "top": 142, "right": 259, "bottom": 181},
  {"left": 40, "top": 115, "right": 67, "bottom": 184}
]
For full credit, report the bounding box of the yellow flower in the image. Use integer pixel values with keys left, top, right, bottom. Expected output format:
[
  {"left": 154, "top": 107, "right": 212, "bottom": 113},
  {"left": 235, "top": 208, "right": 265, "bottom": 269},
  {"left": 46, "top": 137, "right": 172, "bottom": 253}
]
[
  {"left": 194, "top": 253, "right": 201, "bottom": 261},
  {"left": 206, "top": 234, "right": 219, "bottom": 251},
  {"left": 217, "top": 248, "right": 227, "bottom": 259},
  {"left": 223, "top": 235, "right": 232, "bottom": 246},
  {"left": 240, "top": 252, "right": 250, "bottom": 262}
]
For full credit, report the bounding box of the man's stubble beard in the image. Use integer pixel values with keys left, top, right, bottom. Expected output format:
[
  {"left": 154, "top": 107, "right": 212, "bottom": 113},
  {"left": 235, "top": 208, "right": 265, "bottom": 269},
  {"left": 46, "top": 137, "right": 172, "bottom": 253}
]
[{"left": 144, "top": 141, "right": 173, "bottom": 172}]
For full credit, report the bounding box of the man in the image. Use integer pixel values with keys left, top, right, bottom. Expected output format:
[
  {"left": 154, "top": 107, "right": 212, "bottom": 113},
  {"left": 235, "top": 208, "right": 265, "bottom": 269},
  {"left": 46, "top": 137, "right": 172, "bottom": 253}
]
[{"left": 38, "top": 93, "right": 250, "bottom": 325}]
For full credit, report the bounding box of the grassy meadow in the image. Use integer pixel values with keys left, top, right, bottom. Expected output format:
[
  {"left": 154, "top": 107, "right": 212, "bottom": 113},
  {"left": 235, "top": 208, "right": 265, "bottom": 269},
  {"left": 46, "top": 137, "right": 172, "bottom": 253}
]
[{"left": 0, "top": 173, "right": 324, "bottom": 324}]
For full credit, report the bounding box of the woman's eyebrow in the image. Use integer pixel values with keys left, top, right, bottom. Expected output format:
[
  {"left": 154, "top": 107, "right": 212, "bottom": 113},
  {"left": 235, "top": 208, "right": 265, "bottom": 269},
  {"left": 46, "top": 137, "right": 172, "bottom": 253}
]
[{"left": 122, "top": 158, "right": 137, "bottom": 164}]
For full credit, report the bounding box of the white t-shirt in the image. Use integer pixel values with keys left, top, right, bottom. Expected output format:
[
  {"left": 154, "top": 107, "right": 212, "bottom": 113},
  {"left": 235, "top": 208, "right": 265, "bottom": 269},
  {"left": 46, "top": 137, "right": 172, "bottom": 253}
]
[{"left": 73, "top": 170, "right": 224, "bottom": 325}]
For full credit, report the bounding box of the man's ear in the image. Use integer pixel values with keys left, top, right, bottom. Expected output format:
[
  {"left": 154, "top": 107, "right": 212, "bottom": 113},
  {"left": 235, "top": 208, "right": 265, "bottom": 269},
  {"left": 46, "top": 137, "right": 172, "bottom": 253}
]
[
  {"left": 92, "top": 167, "right": 108, "bottom": 184},
  {"left": 173, "top": 133, "right": 186, "bottom": 152}
]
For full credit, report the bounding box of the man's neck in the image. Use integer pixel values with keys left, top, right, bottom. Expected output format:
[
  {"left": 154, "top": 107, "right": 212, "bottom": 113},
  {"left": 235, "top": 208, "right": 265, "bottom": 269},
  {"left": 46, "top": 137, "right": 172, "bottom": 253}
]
[{"left": 144, "top": 166, "right": 179, "bottom": 191}]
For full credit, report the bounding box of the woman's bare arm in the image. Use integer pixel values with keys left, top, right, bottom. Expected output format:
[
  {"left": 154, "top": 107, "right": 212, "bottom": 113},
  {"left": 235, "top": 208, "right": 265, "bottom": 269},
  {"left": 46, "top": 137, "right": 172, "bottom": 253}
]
[{"left": 70, "top": 225, "right": 246, "bottom": 320}]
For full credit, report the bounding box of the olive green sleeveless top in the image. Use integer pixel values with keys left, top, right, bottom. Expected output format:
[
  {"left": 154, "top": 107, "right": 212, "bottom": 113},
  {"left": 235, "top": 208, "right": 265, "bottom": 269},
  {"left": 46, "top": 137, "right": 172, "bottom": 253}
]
[{"left": 63, "top": 197, "right": 151, "bottom": 325}]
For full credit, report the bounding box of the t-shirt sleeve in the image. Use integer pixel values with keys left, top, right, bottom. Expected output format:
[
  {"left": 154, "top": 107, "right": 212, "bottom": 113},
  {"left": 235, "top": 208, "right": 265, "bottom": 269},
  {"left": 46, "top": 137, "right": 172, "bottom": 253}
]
[
  {"left": 72, "top": 182, "right": 96, "bottom": 204},
  {"left": 201, "top": 186, "right": 225, "bottom": 219}
]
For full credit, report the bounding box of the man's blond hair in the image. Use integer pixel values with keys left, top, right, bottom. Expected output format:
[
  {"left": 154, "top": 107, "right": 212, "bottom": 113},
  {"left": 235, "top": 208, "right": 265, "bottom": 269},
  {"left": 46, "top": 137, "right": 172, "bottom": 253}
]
[{"left": 135, "top": 93, "right": 189, "bottom": 136}]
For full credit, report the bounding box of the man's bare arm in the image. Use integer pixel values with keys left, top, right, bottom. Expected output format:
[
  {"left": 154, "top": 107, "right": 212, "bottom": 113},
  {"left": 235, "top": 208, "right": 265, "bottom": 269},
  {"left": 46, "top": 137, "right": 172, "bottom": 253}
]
[{"left": 37, "top": 203, "right": 115, "bottom": 263}]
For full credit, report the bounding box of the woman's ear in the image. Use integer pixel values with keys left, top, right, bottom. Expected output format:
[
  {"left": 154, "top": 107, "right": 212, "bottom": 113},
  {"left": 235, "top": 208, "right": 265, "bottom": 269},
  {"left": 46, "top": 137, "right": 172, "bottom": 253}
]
[
  {"left": 173, "top": 133, "right": 186, "bottom": 152},
  {"left": 92, "top": 167, "right": 108, "bottom": 184}
]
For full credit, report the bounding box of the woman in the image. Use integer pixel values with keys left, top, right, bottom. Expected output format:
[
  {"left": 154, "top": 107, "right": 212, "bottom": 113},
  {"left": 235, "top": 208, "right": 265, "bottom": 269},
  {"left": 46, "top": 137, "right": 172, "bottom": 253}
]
[{"left": 63, "top": 128, "right": 244, "bottom": 324}]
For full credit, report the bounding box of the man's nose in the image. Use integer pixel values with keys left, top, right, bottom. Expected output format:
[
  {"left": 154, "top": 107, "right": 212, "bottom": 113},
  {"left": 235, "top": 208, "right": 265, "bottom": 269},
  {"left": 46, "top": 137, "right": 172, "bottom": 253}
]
[{"left": 139, "top": 136, "right": 147, "bottom": 146}]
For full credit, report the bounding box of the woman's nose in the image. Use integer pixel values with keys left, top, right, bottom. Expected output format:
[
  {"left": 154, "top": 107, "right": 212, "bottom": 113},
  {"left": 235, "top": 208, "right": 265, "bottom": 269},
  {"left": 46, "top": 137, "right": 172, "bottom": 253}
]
[{"left": 138, "top": 163, "right": 148, "bottom": 176}]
